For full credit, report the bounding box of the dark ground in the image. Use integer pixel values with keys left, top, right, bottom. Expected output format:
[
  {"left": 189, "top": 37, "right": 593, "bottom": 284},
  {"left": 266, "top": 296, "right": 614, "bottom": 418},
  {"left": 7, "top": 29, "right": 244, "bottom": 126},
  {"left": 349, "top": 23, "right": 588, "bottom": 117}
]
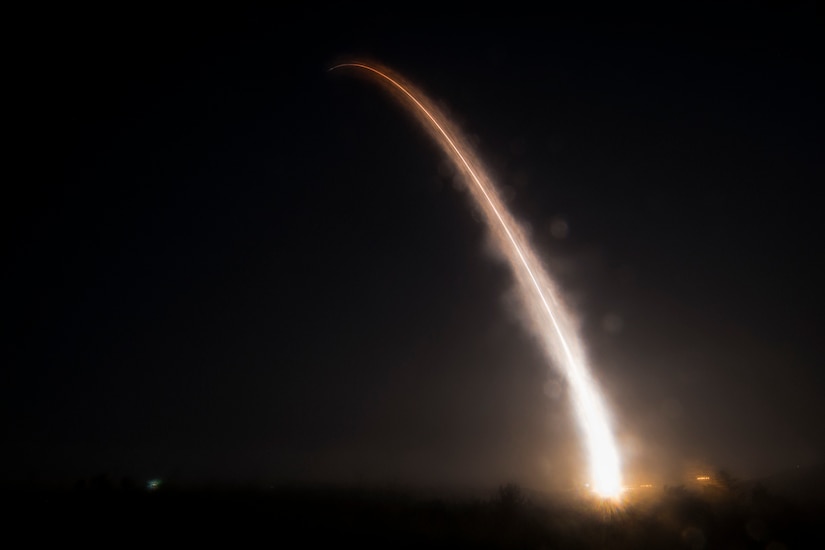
[{"left": 6, "top": 465, "right": 824, "bottom": 548}]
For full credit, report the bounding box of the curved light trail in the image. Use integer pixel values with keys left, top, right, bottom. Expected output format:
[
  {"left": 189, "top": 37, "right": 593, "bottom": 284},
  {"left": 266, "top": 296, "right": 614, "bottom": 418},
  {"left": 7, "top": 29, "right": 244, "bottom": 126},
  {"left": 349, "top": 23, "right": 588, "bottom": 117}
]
[{"left": 331, "top": 61, "right": 622, "bottom": 499}]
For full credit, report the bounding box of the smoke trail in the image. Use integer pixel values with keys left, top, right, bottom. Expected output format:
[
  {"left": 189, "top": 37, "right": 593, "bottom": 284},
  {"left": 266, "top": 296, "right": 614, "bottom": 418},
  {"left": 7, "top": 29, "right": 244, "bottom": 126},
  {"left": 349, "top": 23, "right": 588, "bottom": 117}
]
[{"left": 331, "top": 61, "right": 622, "bottom": 499}]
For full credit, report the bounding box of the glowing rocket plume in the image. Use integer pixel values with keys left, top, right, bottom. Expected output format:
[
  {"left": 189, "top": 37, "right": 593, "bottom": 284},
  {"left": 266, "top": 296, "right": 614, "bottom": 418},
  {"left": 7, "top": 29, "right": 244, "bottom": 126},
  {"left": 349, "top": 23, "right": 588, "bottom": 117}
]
[{"left": 332, "top": 61, "right": 623, "bottom": 499}]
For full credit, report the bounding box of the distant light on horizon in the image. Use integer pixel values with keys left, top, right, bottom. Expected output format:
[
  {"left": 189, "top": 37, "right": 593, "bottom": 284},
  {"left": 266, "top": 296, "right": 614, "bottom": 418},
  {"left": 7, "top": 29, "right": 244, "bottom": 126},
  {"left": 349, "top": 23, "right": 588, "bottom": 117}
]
[{"left": 146, "top": 478, "right": 163, "bottom": 491}]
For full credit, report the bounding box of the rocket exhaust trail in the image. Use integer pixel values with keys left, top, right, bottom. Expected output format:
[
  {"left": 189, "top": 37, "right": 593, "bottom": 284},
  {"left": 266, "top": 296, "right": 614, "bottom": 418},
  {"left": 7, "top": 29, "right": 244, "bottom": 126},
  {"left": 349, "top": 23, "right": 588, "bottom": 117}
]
[{"left": 331, "top": 61, "right": 622, "bottom": 499}]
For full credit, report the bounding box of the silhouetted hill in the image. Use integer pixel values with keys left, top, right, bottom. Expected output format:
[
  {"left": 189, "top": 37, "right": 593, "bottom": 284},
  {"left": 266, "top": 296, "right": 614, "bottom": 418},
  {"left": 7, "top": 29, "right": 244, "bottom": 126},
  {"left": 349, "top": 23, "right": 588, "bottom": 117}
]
[
  {"left": 756, "top": 462, "right": 825, "bottom": 503},
  {"left": 4, "top": 475, "right": 824, "bottom": 548}
]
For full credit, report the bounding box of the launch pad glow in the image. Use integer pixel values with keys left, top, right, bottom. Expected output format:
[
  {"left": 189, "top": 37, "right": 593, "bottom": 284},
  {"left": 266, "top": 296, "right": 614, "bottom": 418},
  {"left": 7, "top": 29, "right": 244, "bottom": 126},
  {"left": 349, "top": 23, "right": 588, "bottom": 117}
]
[{"left": 332, "top": 61, "right": 623, "bottom": 499}]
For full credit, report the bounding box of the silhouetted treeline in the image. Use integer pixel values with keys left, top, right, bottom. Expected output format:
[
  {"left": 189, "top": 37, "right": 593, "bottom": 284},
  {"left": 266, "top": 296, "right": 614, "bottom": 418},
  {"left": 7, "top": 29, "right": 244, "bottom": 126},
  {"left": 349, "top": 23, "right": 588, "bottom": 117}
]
[{"left": 3, "top": 471, "right": 823, "bottom": 548}]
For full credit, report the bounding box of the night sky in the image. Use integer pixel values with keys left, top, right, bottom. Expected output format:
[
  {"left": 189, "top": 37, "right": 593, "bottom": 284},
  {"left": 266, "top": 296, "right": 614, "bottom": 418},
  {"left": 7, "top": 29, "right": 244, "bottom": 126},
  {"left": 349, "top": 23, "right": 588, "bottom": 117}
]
[{"left": 6, "top": 6, "right": 823, "bottom": 493}]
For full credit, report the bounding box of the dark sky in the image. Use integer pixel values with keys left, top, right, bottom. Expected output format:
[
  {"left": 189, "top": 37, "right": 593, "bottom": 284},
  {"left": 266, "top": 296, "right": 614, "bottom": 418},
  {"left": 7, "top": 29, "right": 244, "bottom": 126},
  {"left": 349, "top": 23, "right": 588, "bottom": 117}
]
[{"left": 6, "top": 5, "right": 823, "bottom": 492}]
